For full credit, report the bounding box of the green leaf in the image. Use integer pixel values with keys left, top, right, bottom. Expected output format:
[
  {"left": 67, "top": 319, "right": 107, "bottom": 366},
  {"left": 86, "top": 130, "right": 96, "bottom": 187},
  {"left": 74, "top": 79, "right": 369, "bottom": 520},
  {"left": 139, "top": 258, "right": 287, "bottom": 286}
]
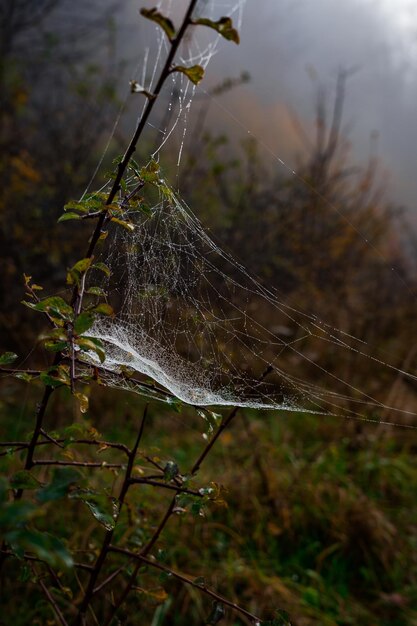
[
  {"left": 70, "top": 491, "right": 116, "bottom": 531},
  {"left": 63, "top": 200, "right": 90, "bottom": 213},
  {"left": 44, "top": 340, "right": 68, "bottom": 353},
  {"left": 42, "top": 328, "right": 69, "bottom": 352},
  {"left": 67, "top": 257, "right": 93, "bottom": 286},
  {"left": 10, "top": 470, "right": 40, "bottom": 490},
  {"left": 93, "top": 262, "right": 111, "bottom": 277},
  {"left": 0, "top": 352, "right": 18, "bottom": 365},
  {"left": 76, "top": 337, "right": 106, "bottom": 363},
  {"left": 163, "top": 461, "right": 179, "bottom": 482},
  {"left": 111, "top": 216, "right": 135, "bottom": 231},
  {"left": 140, "top": 7, "right": 176, "bottom": 40},
  {"left": 58, "top": 212, "right": 82, "bottom": 222},
  {"left": 92, "top": 303, "right": 114, "bottom": 317},
  {"left": 86, "top": 286, "right": 107, "bottom": 297},
  {"left": 74, "top": 312, "right": 95, "bottom": 334},
  {"left": 139, "top": 159, "right": 160, "bottom": 187},
  {"left": 25, "top": 296, "right": 73, "bottom": 322},
  {"left": 71, "top": 258, "right": 93, "bottom": 274},
  {"left": 171, "top": 64, "right": 205, "bottom": 85},
  {"left": 37, "top": 468, "right": 82, "bottom": 503},
  {"left": 14, "top": 371, "right": 35, "bottom": 383},
  {"left": 40, "top": 365, "right": 71, "bottom": 388},
  {"left": 193, "top": 16, "right": 240, "bottom": 44},
  {"left": 6, "top": 528, "right": 74, "bottom": 569}
]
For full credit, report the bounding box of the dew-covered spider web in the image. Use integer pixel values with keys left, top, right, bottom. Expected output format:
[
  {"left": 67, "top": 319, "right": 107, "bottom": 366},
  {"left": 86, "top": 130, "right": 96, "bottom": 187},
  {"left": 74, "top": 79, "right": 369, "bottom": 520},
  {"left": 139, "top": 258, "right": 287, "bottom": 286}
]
[{"left": 84, "top": 0, "right": 417, "bottom": 427}]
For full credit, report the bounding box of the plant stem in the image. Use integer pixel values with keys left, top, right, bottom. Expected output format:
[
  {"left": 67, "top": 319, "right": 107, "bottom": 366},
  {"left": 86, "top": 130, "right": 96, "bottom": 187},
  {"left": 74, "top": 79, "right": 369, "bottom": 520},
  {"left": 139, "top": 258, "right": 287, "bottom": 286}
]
[
  {"left": 74, "top": 405, "right": 148, "bottom": 624},
  {"left": 108, "top": 546, "right": 261, "bottom": 623},
  {"left": 31, "top": 564, "right": 70, "bottom": 626}
]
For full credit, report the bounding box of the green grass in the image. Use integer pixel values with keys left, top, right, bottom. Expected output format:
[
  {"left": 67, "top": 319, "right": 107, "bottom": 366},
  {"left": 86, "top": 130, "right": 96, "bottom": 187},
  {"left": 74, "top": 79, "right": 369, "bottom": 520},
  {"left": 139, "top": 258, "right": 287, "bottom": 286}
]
[{"left": 1, "top": 378, "right": 417, "bottom": 625}]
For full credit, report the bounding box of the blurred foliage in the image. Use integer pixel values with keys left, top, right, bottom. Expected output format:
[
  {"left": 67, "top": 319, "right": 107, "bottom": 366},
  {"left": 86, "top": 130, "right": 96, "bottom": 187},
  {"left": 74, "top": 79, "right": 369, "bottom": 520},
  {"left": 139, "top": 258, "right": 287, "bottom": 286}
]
[{"left": 0, "top": 0, "right": 123, "bottom": 351}]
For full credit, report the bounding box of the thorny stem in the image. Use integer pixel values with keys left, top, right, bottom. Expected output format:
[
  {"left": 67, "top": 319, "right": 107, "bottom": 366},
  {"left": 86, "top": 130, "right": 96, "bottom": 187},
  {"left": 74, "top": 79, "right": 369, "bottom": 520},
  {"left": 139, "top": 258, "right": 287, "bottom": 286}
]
[{"left": 108, "top": 546, "right": 262, "bottom": 623}]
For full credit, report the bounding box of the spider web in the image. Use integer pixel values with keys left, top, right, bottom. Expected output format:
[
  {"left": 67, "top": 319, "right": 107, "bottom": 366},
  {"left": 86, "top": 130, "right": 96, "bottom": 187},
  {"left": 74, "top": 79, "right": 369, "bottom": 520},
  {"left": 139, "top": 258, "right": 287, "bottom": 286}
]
[{"left": 84, "top": 0, "right": 417, "bottom": 427}]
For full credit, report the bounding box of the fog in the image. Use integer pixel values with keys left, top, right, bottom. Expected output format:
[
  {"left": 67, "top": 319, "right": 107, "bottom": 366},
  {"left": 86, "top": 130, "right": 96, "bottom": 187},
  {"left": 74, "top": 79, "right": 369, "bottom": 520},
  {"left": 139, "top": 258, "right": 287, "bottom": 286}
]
[{"left": 111, "top": 1, "right": 417, "bottom": 210}]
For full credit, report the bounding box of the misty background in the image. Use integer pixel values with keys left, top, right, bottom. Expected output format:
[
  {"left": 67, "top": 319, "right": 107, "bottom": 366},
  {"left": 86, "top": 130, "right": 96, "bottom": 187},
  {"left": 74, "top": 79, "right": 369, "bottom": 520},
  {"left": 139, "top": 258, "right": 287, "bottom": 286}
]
[{"left": 114, "top": 0, "right": 417, "bottom": 211}]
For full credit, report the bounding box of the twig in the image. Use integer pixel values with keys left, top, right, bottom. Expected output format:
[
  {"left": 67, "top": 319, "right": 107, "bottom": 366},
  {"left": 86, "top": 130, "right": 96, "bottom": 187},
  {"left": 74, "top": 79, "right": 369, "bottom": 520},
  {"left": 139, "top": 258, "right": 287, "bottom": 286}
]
[
  {"left": 0, "top": 549, "right": 93, "bottom": 571},
  {"left": 128, "top": 477, "right": 203, "bottom": 497},
  {"left": 32, "top": 460, "right": 125, "bottom": 469},
  {"left": 108, "top": 546, "right": 261, "bottom": 623},
  {"left": 0, "top": 367, "right": 40, "bottom": 376},
  {"left": 31, "top": 564, "right": 70, "bottom": 626},
  {"left": 92, "top": 562, "right": 131, "bottom": 595},
  {"left": 0, "top": 437, "right": 130, "bottom": 458},
  {"left": 74, "top": 405, "right": 148, "bottom": 624},
  {"left": 40, "top": 428, "right": 65, "bottom": 449},
  {"left": 73, "top": 569, "right": 100, "bottom": 626}
]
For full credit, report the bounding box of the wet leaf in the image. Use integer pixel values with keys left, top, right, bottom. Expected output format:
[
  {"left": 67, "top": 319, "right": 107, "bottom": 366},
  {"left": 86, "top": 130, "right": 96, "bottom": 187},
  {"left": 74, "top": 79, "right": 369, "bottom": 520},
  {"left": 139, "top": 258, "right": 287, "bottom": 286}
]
[
  {"left": 92, "top": 303, "right": 114, "bottom": 317},
  {"left": 58, "top": 212, "right": 82, "bottom": 222},
  {"left": 71, "top": 491, "right": 115, "bottom": 530},
  {"left": 193, "top": 16, "right": 239, "bottom": 43},
  {"left": 37, "top": 468, "right": 82, "bottom": 503},
  {"left": 24, "top": 296, "right": 73, "bottom": 323},
  {"left": 76, "top": 337, "right": 106, "bottom": 363},
  {"left": 74, "top": 312, "right": 95, "bottom": 334},
  {"left": 71, "top": 258, "right": 93, "bottom": 274},
  {"left": 172, "top": 64, "right": 205, "bottom": 85},
  {"left": 111, "top": 216, "right": 135, "bottom": 231},
  {"left": 64, "top": 199, "right": 90, "bottom": 213},
  {"left": 93, "top": 262, "right": 111, "bottom": 277},
  {"left": 40, "top": 365, "right": 71, "bottom": 388},
  {"left": 140, "top": 7, "right": 176, "bottom": 40},
  {"left": 75, "top": 392, "right": 89, "bottom": 414},
  {"left": 86, "top": 286, "right": 107, "bottom": 297},
  {"left": 0, "top": 352, "right": 18, "bottom": 365},
  {"left": 14, "top": 372, "right": 35, "bottom": 383},
  {"left": 163, "top": 461, "right": 179, "bottom": 482}
]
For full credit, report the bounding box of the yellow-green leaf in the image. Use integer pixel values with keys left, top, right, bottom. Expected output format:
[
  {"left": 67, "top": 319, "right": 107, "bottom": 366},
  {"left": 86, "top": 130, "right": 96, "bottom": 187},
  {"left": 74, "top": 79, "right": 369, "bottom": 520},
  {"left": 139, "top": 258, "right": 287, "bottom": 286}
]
[
  {"left": 193, "top": 16, "right": 240, "bottom": 44},
  {"left": 171, "top": 64, "right": 205, "bottom": 85},
  {"left": 140, "top": 7, "right": 176, "bottom": 40}
]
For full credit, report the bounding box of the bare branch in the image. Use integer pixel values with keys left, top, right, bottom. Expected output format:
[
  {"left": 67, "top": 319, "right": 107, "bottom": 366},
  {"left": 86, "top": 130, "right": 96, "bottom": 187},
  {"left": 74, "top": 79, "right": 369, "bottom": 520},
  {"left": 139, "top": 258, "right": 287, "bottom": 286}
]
[{"left": 108, "top": 546, "right": 262, "bottom": 623}]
